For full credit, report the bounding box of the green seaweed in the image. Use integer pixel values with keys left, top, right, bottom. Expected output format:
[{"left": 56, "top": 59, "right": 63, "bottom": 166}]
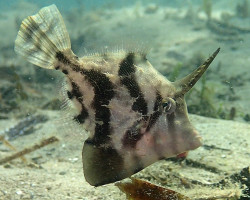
[
  {"left": 0, "top": 64, "right": 29, "bottom": 113},
  {"left": 243, "top": 114, "right": 250, "bottom": 122},
  {"left": 187, "top": 74, "right": 218, "bottom": 118},
  {"left": 185, "top": 1, "right": 195, "bottom": 22},
  {"left": 187, "top": 75, "right": 240, "bottom": 121},
  {"left": 182, "top": 52, "right": 244, "bottom": 121},
  {"left": 169, "top": 62, "right": 183, "bottom": 82},
  {"left": 236, "top": 0, "right": 249, "bottom": 18},
  {"left": 11, "top": 65, "right": 28, "bottom": 101}
]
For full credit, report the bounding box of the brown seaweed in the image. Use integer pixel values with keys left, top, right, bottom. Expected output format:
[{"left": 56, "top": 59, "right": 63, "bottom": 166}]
[
  {"left": 116, "top": 178, "right": 191, "bottom": 200},
  {"left": 0, "top": 135, "right": 27, "bottom": 163},
  {"left": 0, "top": 136, "right": 59, "bottom": 165}
]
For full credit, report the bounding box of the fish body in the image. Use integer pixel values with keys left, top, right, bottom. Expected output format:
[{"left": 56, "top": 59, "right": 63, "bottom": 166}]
[{"left": 15, "top": 5, "right": 219, "bottom": 186}]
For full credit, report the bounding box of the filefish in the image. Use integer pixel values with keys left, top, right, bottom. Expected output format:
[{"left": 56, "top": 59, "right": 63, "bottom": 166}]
[{"left": 15, "top": 5, "right": 220, "bottom": 186}]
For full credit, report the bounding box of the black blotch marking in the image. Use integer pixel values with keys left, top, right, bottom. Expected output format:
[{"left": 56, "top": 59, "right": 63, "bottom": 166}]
[
  {"left": 153, "top": 91, "right": 163, "bottom": 111},
  {"left": 141, "top": 91, "right": 163, "bottom": 132},
  {"left": 67, "top": 64, "right": 115, "bottom": 142},
  {"left": 144, "top": 91, "right": 163, "bottom": 132},
  {"left": 119, "top": 53, "right": 148, "bottom": 115},
  {"left": 133, "top": 97, "right": 148, "bottom": 115},
  {"left": 118, "top": 53, "right": 135, "bottom": 76},
  {"left": 121, "top": 77, "right": 148, "bottom": 115},
  {"left": 146, "top": 111, "right": 161, "bottom": 132},
  {"left": 71, "top": 82, "right": 81, "bottom": 99},
  {"left": 145, "top": 91, "right": 163, "bottom": 132},
  {"left": 81, "top": 69, "right": 115, "bottom": 146},
  {"left": 62, "top": 69, "right": 68, "bottom": 74},
  {"left": 67, "top": 91, "right": 73, "bottom": 99},
  {"left": 74, "top": 111, "right": 88, "bottom": 124},
  {"left": 56, "top": 51, "right": 72, "bottom": 65},
  {"left": 55, "top": 52, "right": 82, "bottom": 72},
  {"left": 55, "top": 66, "right": 60, "bottom": 70},
  {"left": 70, "top": 81, "right": 89, "bottom": 124}
]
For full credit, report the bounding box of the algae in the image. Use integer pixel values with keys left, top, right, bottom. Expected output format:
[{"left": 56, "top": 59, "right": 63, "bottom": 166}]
[{"left": 236, "top": 0, "right": 249, "bottom": 18}]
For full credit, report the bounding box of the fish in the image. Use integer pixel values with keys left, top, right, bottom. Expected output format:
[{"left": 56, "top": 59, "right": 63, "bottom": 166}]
[{"left": 14, "top": 4, "right": 220, "bottom": 187}]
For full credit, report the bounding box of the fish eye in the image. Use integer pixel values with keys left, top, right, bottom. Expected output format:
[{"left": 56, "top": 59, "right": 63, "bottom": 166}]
[{"left": 162, "top": 98, "right": 176, "bottom": 114}]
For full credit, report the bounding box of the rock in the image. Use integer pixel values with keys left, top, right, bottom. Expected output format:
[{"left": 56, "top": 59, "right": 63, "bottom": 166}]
[{"left": 145, "top": 4, "right": 158, "bottom": 14}]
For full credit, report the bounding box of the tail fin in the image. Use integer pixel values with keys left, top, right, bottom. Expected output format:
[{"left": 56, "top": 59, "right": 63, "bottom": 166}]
[{"left": 15, "top": 4, "right": 71, "bottom": 69}]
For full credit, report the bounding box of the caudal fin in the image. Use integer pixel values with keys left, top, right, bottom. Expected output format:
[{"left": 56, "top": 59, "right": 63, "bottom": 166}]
[{"left": 15, "top": 4, "right": 71, "bottom": 69}]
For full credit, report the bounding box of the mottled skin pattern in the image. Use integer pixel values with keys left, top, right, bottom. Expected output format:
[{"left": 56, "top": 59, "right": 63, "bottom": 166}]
[{"left": 15, "top": 5, "right": 220, "bottom": 186}]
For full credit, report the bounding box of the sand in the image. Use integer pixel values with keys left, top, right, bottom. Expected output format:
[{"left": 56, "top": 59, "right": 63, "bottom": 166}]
[{"left": 0, "top": 111, "right": 249, "bottom": 199}]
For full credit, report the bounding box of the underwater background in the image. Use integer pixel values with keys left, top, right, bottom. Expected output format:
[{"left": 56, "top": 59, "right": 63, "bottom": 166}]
[{"left": 0, "top": 0, "right": 249, "bottom": 199}]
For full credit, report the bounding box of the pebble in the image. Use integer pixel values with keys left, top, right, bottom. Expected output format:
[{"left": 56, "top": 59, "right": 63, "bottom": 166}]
[
  {"left": 16, "top": 189, "right": 23, "bottom": 195},
  {"left": 69, "top": 157, "right": 79, "bottom": 163},
  {"left": 3, "top": 164, "right": 11, "bottom": 168},
  {"left": 59, "top": 171, "right": 66, "bottom": 175}
]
